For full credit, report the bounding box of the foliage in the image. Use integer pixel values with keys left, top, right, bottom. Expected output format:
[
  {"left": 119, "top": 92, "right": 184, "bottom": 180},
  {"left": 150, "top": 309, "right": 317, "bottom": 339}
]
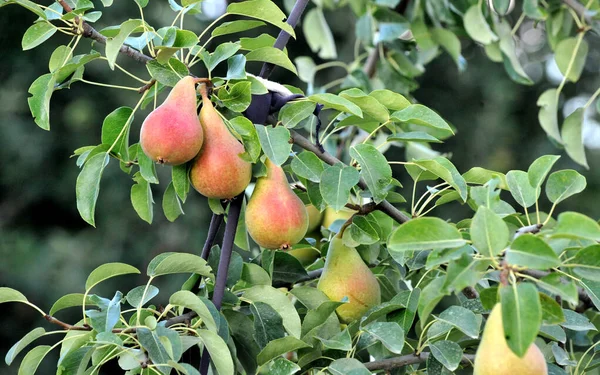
[{"left": 1, "top": 0, "right": 600, "bottom": 374}]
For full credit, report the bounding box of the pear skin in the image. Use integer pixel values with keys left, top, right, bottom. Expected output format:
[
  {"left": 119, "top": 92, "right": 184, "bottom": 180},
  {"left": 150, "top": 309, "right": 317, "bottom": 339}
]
[
  {"left": 322, "top": 206, "right": 356, "bottom": 229},
  {"left": 473, "top": 303, "right": 548, "bottom": 375},
  {"left": 189, "top": 86, "right": 252, "bottom": 199},
  {"left": 317, "top": 236, "right": 381, "bottom": 323},
  {"left": 306, "top": 204, "right": 324, "bottom": 232},
  {"left": 245, "top": 159, "right": 308, "bottom": 249},
  {"left": 140, "top": 76, "right": 203, "bottom": 165}
]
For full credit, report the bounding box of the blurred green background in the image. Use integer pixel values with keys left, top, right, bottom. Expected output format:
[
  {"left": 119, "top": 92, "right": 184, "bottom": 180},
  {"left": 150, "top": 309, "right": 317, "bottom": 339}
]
[{"left": 1, "top": 1, "right": 599, "bottom": 374}]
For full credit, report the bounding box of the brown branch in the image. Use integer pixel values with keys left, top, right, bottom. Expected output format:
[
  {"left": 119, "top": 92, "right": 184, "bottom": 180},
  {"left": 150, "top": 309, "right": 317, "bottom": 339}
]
[
  {"left": 362, "top": 46, "right": 380, "bottom": 79},
  {"left": 138, "top": 79, "right": 157, "bottom": 94},
  {"left": 58, "top": 0, "right": 153, "bottom": 65},
  {"left": 290, "top": 130, "right": 411, "bottom": 224},
  {"left": 462, "top": 286, "right": 479, "bottom": 299},
  {"left": 364, "top": 352, "right": 475, "bottom": 371},
  {"left": 44, "top": 315, "right": 135, "bottom": 333}
]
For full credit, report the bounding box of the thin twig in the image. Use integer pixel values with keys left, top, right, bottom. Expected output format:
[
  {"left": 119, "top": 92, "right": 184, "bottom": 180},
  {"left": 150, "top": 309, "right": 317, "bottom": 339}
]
[
  {"left": 364, "top": 352, "right": 475, "bottom": 371},
  {"left": 561, "top": 0, "right": 594, "bottom": 24},
  {"left": 57, "top": 0, "right": 152, "bottom": 65}
]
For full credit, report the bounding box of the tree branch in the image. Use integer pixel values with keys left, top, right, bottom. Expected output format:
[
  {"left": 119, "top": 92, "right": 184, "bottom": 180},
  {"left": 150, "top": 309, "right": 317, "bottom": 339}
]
[
  {"left": 57, "top": 0, "right": 152, "bottom": 65},
  {"left": 259, "top": 0, "right": 311, "bottom": 79},
  {"left": 561, "top": 0, "right": 594, "bottom": 24},
  {"left": 200, "top": 213, "right": 224, "bottom": 260},
  {"left": 364, "top": 352, "right": 475, "bottom": 371},
  {"left": 290, "top": 130, "right": 411, "bottom": 224}
]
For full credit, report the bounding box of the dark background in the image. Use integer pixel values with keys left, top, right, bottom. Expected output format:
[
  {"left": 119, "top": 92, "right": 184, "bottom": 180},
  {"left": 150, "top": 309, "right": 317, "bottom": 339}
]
[{"left": 1, "top": 1, "right": 599, "bottom": 374}]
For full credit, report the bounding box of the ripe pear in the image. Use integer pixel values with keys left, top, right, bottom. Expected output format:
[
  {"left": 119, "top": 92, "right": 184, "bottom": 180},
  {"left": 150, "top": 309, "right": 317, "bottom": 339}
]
[
  {"left": 189, "top": 86, "right": 252, "bottom": 199},
  {"left": 322, "top": 206, "right": 356, "bottom": 229},
  {"left": 473, "top": 303, "right": 548, "bottom": 375},
  {"left": 245, "top": 159, "right": 308, "bottom": 249},
  {"left": 317, "top": 235, "right": 381, "bottom": 323},
  {"left": 306, "top": 204, "right": 323, "bottom": 232},
  {"left": 140, "top": 76, "right": 203, "bottom": 165},
  {"left": 287, "top": 246, "right": 320, "bottom": 266}
]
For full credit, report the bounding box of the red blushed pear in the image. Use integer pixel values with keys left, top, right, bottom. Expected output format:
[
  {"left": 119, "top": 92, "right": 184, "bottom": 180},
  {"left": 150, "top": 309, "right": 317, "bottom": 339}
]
[
  {"left": 189, "top": 85, "right": 252, "bottom": 199},
  {"left": 245, "top": 159, "right": 309, "bottom": 249},
  {"left": 317, "top": 235, "right": 381, "bottom": 323},
  {"left": 140, "top": 76, "right": 203, "bottom": 165}
]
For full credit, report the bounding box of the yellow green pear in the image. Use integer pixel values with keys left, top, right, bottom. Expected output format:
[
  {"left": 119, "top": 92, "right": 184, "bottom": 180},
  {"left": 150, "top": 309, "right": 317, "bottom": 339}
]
[
  {"left": 322, "top": 206, "right": 356, "bottom": 229},
  {"left": 245, "top": 158, "right": 309, "bottom": 249},
  {"left": 317, "top": 235, "right": 381, "bottom": 323},
  {"left": 306, "top": 204, "right": 323, "bottom": 232},
  {"left": 473, "top": 303, "right": 548, "bottom": 375}
]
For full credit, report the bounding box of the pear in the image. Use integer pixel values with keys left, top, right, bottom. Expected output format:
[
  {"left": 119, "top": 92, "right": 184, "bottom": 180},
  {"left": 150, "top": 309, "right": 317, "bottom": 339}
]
[
  {"left": 287, "top": 246, "right": 320, "bottom": 266},
  {"left": 322, "top": 206, "right": 356, "bottom": 229},
  {"left": 140, "top": 76, "right": 203, "bottom": 165},
  {"left": 245, "top": 159, "right": 308, "bottom": 249},
  {"left": 189, "top": 85, "right": 252, "bottom": 199},
  {"left": 473, "top": 303, "right": 548, "bottom": 375},
  {"left": 317, "top": 235, "right": 381, "bottom": 323},
  {"left": 306, "top": 204, "right": 323, "bottom": 232}
]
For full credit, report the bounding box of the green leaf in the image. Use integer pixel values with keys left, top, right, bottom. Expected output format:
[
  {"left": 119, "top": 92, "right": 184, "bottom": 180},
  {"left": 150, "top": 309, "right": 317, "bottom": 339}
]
[
  {"left": 303, "top": 7, "right": 336, "bottom": 59},
  {"left": 470, "top": 206, "right": 509, "bottom": 257},
  {"left": 240, "top": 34, "right": 282, "bottom": 52},
  {"left": 243, "top": 285, "right": 301, "bottom": 338},
  {"left": 561, "top": 309, "right": 596, "bottom": 331},
  {"left": 545, "top": 169, "right": 586, "bottom": 204},
  {"left": 126, "top": 285, "right": 159, "bottom": 308},
  {"left": 27, "top": 73, "right": 55, "bottom": 130},
  {"left": 319, "top": 164, "right": 360, "bottom": 211},
  {"left": 500, "top": 283, "right": 542, "bottom": 357},
  {"left": 392, "top": 104, "right": 453, "bottom": 135},
  {"left": 225, "top": 55, "right": 246, "bottom": 80},
  {"left": 268, "top": 357, "right": 301, "bottom": 375},
  {"left": 537, "top": 89, "right": 562, "bottom": 144},
  {"left": 18, "top": 345, "right": 52, "bottom": 375},
  {"left": 536, "top": 273, "right": 579, "bottom": 306},
  {"left": 137, "top": 328, "right": 171, "bottom": 370},
  {"left": 436, "top": 305, "right": 480, "bottom": 338},
  {"left": 555, "top": 37, "right": 588, "bottom": 82},
  {"left": 169, "top": 290, "right": 218, "bottom": 332},
  {"left": 256, "top": 336, "right": 309, "bottom": 366},
  {"left": 218, "top": 81, "right": 251, "bottom": 112},
  {"left": 570, "top": 245, "right": 600, "bottom": 282},
  {"left": 101, "top": 107, "right": 133, "bottom": 157},
  {"left": 431, "top": 28, "right": 464, "bottom": 71},
  {"left": 388, "top": 217, "right": 466, "bottom": 252},
  {"left": 86, "top": 291, "right": 122, "bottom": 333},
  {"left": 147, "top": 252, "right": 212, "bottom": 277},
  {"left": 349, "top": 144, "right": 392, "bottom": 203},
  {"left": 245, "top": 47, "right": 297, "bottom": 75},
  {"left": 212, "top": 20, "right": 266, "bottom": 37},
  {"left": 328, "top": 358, "right": 371, "bottom": 375},
  {"left": 528, "top": 155, "right": 560, "bottom": 190},
  {"left": 561, "top": 108, "right": 588, "bottom": 168},
  {"left": 464, "top": 5, "right": 498, "bottom": 45},
  {"left": 0, "top": 288, "right": 28, "bottom": 304},
  {"left": 316, "top": 328, "right": 352, "bottom": 351},
  {"left": 105, "top": 19, "right": 145, "bottom": 69},
  {"left": 290, "top": 151, "right": 324, "bottom": 182},
  {"left": 226, "top": 0, "right": 295, "bottom": 38},
  {"left": 539, "top": 293, "right": 565, "bottom": 325},
  {"left": 388, "top": 132, "right": 442, "bottom": 143},
  {"left": 300, "top": 300, "right": 344, "bottom": 337},
  {"left": 271, "top": 251, "right": 308, "bottom": 284},
  {"left": 146, "top": 59, "right": 189, "bottom": 87},
  {"left": 430, "top": 340, "right": 463, "bottom": 371},
  {"left": 309, "top": 93, "right": 363, "bottom": 117},
  {"left": 131, "top": 173, "right": 153, "bottom": 224},
  {"left": 506, "top": 170, "right": 537, "bottom": 208},
  {"left": 412, "top": 157, "right": 467, "bottom": 201},
  {"left": 76, "top": 152, "right": 110, "bottom": 227},
  {"left": 463, "top": 167, "right": 508, "bottom": 189},
  {"left": 579, "top": 279, "right": 600, "bottom": 311},
  {"left": 339, "top": 88, "right": 389, "bottom": 123},
  {"left": 172, "top": 164, "right": 190, "bottom": 203},
  {"left": 5, "top": 328, "right": 45, "bottom": 366},
  {"left": 342, "top": 216, "right": 380, "bottom": 247},
  {"left": 251, "top": 301, "right": 286, "bottom": 349},
  {"left": 552, "top": 212, "right": 600, "bottom": 241},
  {"left": 279, "top": 101, "right": 316, "bottom": 129},
  {"left": 369, "top": 89, "right": 410, "bottom": 111},
  {"left": 506, "top": 234, "right": 561, "bottom": 270},
  {"left": 255, "top": 125, "right": 291, "bottom": 165},
  {"left": 163, "top": 182, "right": 184, "bottom": 222},
  {"left": 22, "top": 22, "right": 56, "bottom": 50},
  {"left": 85, "top": 262, "right": 139, "bottom": 291},
  {"left": 363, "top": 322, "right": 405, "bottom": 354},
  {"left": 49, "top": 293, "right": 95, "bottom": 316},
  {"left": 230, "top": 116, "right": 261, "bottom": 163},
  {"left": 499, "top": 34, "right": 533, "bottom": 85}
]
